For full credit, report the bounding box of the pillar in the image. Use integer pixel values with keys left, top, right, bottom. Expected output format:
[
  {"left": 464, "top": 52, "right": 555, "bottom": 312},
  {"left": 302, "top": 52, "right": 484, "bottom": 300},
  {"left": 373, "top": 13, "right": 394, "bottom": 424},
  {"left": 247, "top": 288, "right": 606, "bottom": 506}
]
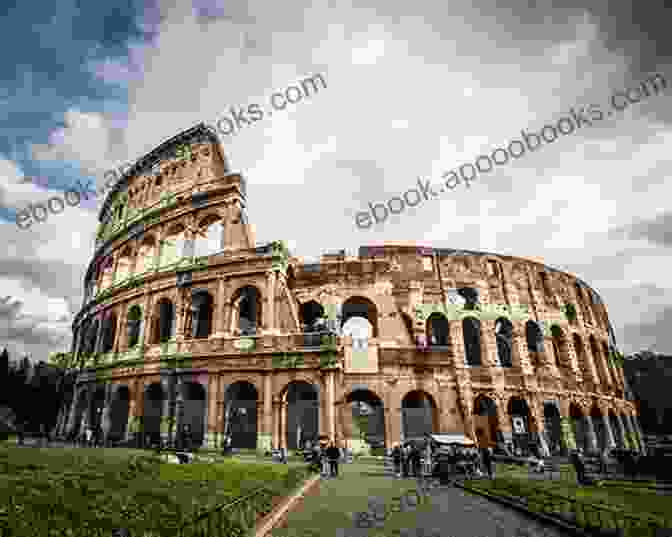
[
  {"left": 207, "top": 373, "right": 219, "bottom": 449},
  {"left": 65, "top": 386, "right": 81, "bottom": 436},
  {"left": 280, "top": 400, "right": 288, "bottom": 450},
  {"left": 614, "top": 413, "right": 628, "bottom": 449},
  {"left": 265, "top": 270, "right": 276, "bottom": 334},
  {"left": 326, "top": 370, "right": 336, "bottom": 441},
  {"left": 582, "top": 415, "right": 598, "bottom": 453},
  {"left": 101, "top": 383, "right": 114, "bottom": 444},
  {"left": 632, "top": 414, "right": 647, "bottom": 454},
  {"left": 212, "top": 277, "right": 228, "bottom": 338},
  {"left": 272, "top": 400, "right": 281, "bottom": 450},
  {"left": 601, "top": 413, "right": 616, "bottom": 450},
  {"left": 529, "top": 399, "right": 550, "bottom": 457},
  {"left": 261, "top": 374, "right": 272, "bottom": 452}
]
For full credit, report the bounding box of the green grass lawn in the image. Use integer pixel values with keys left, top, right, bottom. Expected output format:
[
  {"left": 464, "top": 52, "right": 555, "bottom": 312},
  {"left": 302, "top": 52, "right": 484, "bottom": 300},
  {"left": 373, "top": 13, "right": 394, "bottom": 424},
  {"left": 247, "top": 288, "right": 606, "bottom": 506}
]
[
  {"left": 464, "top": 472, "right": 672, "bottom": 534},
  {"left": 0, "top": 445, "right": 310, "bottom": 537},
  {"left": 270, "top": 460, "right": 433, "bottom": 537}
]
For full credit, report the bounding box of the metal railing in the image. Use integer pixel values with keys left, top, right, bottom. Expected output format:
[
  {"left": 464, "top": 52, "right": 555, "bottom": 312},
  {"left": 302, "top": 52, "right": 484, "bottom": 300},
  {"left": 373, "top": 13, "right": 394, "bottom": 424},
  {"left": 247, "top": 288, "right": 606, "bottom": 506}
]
[{"left": 464, "top": 481, "right": 670, "bottom": 537}]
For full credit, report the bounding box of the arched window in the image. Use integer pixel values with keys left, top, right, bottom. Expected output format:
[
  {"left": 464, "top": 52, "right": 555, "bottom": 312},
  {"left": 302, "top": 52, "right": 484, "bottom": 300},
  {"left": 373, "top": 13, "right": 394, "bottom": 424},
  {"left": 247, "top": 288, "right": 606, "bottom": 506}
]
[
  {"left": 127, "top": 305, "right": 143, "bottom": 348},
  {"left": 463, "top": 317, "right": 481, "bottom": 366},
  {"left": 233, "top": 286, "right": 262, "bottom": 336},
  {"left": 426, "top": 313, "right": 449, "bottom": 346},
  {"left": 193, "top": 216, "right": 223, "bottom": 257},
  {"left": 101, "top": 312, "right": 117, "bottom": 353},
  {"left": 191, "top": 291, "right": 213, "bottom": 339},
  {"left": 525, "top": 320, "right": 544, "bottom": 352},
  {"left": 153, "top": 299, "right": 175, "bottom": 343},
  {"left": 495, "top": 317, "right": 513, "bottom": 367}
]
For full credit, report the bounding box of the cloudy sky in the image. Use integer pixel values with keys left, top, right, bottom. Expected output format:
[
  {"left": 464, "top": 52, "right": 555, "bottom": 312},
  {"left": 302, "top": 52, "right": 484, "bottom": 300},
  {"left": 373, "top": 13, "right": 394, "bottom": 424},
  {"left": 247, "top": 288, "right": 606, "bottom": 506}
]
[{"left": 1, "top": 0, "right": 671, "bottom": 362}]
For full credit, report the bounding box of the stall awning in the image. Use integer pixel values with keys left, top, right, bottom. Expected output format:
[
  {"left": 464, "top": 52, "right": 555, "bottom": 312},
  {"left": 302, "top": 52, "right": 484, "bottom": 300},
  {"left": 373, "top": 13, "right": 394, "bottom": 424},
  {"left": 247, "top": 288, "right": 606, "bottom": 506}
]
[{"left": 425, "top": 433, "right": 475, "bottom": 446}]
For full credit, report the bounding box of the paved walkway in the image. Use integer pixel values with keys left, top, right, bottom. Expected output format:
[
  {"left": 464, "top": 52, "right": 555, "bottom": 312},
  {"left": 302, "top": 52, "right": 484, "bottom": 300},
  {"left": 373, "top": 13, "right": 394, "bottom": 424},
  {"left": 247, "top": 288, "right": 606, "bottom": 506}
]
[{"left": 403, "top": 482, "right": 572, "bottom": 537}]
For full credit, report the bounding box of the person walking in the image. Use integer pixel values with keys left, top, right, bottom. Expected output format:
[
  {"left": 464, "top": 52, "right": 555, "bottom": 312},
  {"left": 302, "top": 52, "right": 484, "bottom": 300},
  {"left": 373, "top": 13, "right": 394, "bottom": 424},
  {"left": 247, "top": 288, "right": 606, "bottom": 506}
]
[
  {"left": 326, "top": 441, "right": 340, "bottom": 478},
  {"left": 392, "top": 443, "right": 402, "bottom": 478},
  {"left": 481, "top": 446, "right": 494, "bottom": 479}
]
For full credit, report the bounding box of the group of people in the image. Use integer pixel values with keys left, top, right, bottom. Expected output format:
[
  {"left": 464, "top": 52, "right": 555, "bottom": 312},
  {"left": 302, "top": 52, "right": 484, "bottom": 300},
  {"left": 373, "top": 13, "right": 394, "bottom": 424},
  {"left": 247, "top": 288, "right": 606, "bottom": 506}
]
[
  {"left": 305, "top": 440, "right": 342, "bottom": 478},
  {"left": 391, "top": 443, "right": 495, "bottom": 480}
]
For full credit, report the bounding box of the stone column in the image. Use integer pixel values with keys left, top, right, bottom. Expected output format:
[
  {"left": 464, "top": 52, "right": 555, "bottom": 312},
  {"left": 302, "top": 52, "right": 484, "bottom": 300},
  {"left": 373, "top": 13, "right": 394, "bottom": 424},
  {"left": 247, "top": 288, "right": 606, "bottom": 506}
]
[
  {"left": 614, "top": 413, "right": 628, "bottom": 449},
  {"left": 212, "top": 277, "right": 228, "bottom": 338},
  {"left": 272, "top": 400, "right": 281, "bottom": 450},
  {"left": 265, "top": 270, "right": 276, "bottom": 334},
  {"left": 65, "top": 386, "right": 81, "bottom": 436},
  {"left": 258, "top": 373, "right": 273, "bottom": 453},
  {"left": 326, "top": 370, "right": 336, "bottom": 441},
  {"left": 601, "top": 413, "right": 617, "bottom": 450},
  {"left": 624, "top": 414, "right": 642, "bottom": 453},
  {"left": 529, "top": 399, "right": 550, "bottom": 457},
  {"left": 101, "top": 383, "right": 114, "bottom": 444},
  {"left": 142, "top": 294, "right": 153, "bottom": 345},
  {"left": 632, "top": 414, "right": 647, "bottom": 454},
  {"left": 384, "top": 383, "right": 402, "bottom": 448},
  {"left": 280, "top": 400, "right": 287, "bottom": 450},
  {"left": 582, "top": 415, "right": 598, "bottom": 453},
  {"left": 207, "top": 373, "right": 219, "bottom": 449}
]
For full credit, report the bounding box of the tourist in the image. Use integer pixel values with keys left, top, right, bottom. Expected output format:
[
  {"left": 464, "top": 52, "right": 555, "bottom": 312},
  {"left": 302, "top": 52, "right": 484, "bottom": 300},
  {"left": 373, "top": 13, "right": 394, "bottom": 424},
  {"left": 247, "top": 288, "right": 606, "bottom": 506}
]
[
  {"left": 570, "top": 449, "right": 587, "bottom": 485},
  {"left": 327, "top": 441, "right": 340, "bottom": 477},
  {"left": 480, "top": 446, "right": 494, "bottom": 479},
  {"left": 85, "top": 427, "right": 93, "bottom": 447},
  {"left": 392, "top": 443, "right": 402, "bottom": 477}
]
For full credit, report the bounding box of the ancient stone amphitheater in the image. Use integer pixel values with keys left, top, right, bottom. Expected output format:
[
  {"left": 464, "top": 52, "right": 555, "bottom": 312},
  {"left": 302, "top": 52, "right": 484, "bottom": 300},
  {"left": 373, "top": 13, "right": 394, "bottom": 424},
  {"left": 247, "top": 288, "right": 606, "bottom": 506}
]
[{"left": 56, "top": 123, "right": 645, "bottom": 456}]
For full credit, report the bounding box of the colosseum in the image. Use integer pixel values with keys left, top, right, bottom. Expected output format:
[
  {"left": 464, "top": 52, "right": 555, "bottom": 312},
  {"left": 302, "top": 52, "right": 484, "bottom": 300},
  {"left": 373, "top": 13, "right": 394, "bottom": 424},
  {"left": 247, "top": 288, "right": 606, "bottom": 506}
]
[{"left": 56, "top": 123, "right": 646, "bottom": 457}]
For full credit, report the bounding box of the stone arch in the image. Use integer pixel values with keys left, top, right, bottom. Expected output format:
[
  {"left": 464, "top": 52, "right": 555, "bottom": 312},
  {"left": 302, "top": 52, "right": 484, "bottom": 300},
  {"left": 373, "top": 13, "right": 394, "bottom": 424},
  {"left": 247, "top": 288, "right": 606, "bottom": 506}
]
[
  {"left": 507, "top": 396, "right": 531, "bottom": 454},
  {"left": 343, "top": 389, "right": 385, "bottom": 453},
  {"left": 143, "top": 382, "right": 164, "bottom": 445},
  {"left": 473, "top": 395, "right": 499, "bottom": 448},
  {"left": 569, "top": 402, "right": 586, "bottom": 452},
  {"left": 543, "top": 402, "right": 562, "bottom": 454},
  {"left": 100, "top": 311, "right": 117, "bottom": 354},
  {"left": 152, "top": 298, "right": 175, "bottom": 344},
  {"left": 223, "top": 381, "right": 259, "bottom": 449},
  {"left": 462, "top": 317, "right": 482, "bottom": 366},
  {"left": 231, "top": 285, "right": 263, "bottom": 336},
  {"left": 136, "top": 234, "right": 157, "bottom": 274},
  {"left": 525, "top": 320, "right": 544, "bottom": 367},
  {"left": 495, "top": 317, "right": 513, "bottom": 367},
  {"left": 572, "top": 333, "right": 591, "bottom": 380},
  {"left": 159, "top": 223, "right": 186, "bottom": 267},
  {"left": 193, "top": 213, "right": 224, "bottom": 257},
  {"left": 126, "top": 304, "right": 143, "bottom": 348},
  {"left": 177, "top": 381, "right": 207, "bottom": 447},
  {"left": 299, "top": 300, "right": 327, "bottom": 346},
  {"left": 190, "top": 290, "right": 213, "bottom": 339},
  {"left": 401, "top": 390, "right": 438, "bottom": 440},
  {"left": 551, "top": 326, "right": 571, "bottom": 370},
  {"left": 108, "top": 385, "right": 130, "bottom": 442},
  {"left": 426, "top": 312, "right": 449, "bottom": 347},
  {"left": 282, "top": 381, "right": 320, "bottom": 450},
  {"left": 342, "top": 296, "right": 379, "bottom": 338}
]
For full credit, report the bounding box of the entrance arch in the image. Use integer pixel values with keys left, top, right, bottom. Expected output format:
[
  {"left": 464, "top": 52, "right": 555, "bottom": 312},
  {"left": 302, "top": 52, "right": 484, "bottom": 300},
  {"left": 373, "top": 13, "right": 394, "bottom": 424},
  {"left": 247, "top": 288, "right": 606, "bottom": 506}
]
[
  {"left": 108, "top": 385, "right": 130, "bottom": 442},
  {"left": 543, "top": 402, "right": 562, "bottom": 454},
  {"left": 473, "top": 395, "right": 499, "bottom": 448},
  {"left": 284, "top": 381, "right": 319, "bottom": 450},
  {"left": 143, "top": 383, "right": 164, "bottom": 445},
  {"left": 401, "top": 390, "right": 438, "bottom": 440},
  {"left": 178, "top": 382, "right": 206, "bottom": 447},
  {"left": 507, "top": 396, "right": 531, "bottom": 454},
  {"left": 223, "top": 381, "right": 258, "bottom": 449},
  {"left": 344, "top": 389, "right": 385, "bottom": 453}
]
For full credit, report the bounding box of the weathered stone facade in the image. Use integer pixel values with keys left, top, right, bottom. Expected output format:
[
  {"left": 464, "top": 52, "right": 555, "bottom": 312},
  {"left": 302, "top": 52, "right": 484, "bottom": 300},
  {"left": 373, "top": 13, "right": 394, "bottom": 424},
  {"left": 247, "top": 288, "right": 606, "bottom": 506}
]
[{"left": 56, "top": 123, "right": 645, "bottom": 456}]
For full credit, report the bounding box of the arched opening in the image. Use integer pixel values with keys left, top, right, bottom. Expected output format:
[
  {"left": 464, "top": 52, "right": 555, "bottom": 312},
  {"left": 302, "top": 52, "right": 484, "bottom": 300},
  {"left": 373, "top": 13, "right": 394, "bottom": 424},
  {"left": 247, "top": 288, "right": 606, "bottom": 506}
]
[
  {"left": 342, "top": 296, "right": 379, "bottom": 338},
  {"left": 462, "top": 317, "right": 482, "bottom": 366},
  {"left": 609, "top": 411, "right": 623, "bottom": 448},
  {"left": 569, "top": 403, "right": 586, "bottom": 452},
  {"left": 345, "top": 390, "right": 385, "bottom": 452},
  {"left": 572, "top": 333, "right": 591, "bottom": 379},
  {"left": 159, "top": 224, "right": 186, "bottom": 267},
  {"left": 300, "top": 300, "right": 326, "bottom": 347},
  {"left": 126, "top": 305, "right": 143, "bottom": 348},
  {"left": 223, "top": 381, "right": 258, "bottom": 449},
  {"left": 143, "top": 383, "right": 164, "bottom": 445},
  {"left": 153, "top": 298, "right": 175, "bottom": 344},
  {"left": 401, "top": 390, "right": 438, "bottom": 441},
  {"left": 525, "top": 320, "right": 544, "bottom": 368},
  {"left": 590, "top": 405, "right": 607, "bottom": 452},
  {"left": 284, "top": 381, "right": 319, "bottom": 450},
  {"left": 89, "top": 385, "right": 106, "bottom": 433},
  {"left": 507, "top": 397, "right": 531, "bottom": 455},
  {"left": 136, "top": 235, "right": 157, "bottom": 274},
  {"left": 108, "top": 386, "right": 130, "bottom": 442},
  {"left": 101, "top": 312, "right": 117, "bottom": 354},
  {"left": 233, "top": 286, "right": 262, "bottom": 336},
  {"left": 193, "top": 215, "right": 223, "bottom": 257},
  {"left": 474, "top": 395, "right": 499, "bottom": 448},
  {"left": 115, "top": 246, "right": 134, "bottom": 283},
  {"left": 190, "top": 291, "right": 213, "bottom": 339},
  {"left": 543, "top": 402, "right": 562, "bottom": 454},
  {"left": 178, "top": 382, "right": 206, "bottom": 447},
  {"left": 426, "top": 313, "right": 449, "bottom": 347},
  {"left": 551, "top": 326, "right": 570, "bottom": 370},
  {"left": 495, "top": 317, "right": 513, "bottom": 367}
]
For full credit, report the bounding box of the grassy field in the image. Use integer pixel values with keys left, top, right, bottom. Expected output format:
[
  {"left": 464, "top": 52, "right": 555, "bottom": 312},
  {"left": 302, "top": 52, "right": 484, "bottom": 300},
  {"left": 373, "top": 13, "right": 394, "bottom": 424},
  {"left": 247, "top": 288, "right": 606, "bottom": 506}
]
[
  {"left": 0, "top": 445, "right": 310, "bottom": 537},
  {"left": 269, "top": 460, "right": 433, "bottom": 537}
]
